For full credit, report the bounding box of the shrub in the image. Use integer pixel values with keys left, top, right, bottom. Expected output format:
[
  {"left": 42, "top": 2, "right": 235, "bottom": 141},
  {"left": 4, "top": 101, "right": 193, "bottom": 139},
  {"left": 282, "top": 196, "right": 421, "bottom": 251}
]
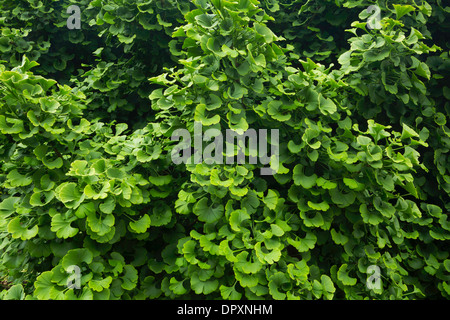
[{"left": 0, "top": 0, "right": 449, "bottom": 300}]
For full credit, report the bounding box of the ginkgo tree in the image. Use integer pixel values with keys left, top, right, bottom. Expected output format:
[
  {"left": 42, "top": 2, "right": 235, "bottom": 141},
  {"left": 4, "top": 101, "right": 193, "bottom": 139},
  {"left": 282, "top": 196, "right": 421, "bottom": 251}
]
[{"left": 0, "top": 0, "right": 449, "bottom": 300}]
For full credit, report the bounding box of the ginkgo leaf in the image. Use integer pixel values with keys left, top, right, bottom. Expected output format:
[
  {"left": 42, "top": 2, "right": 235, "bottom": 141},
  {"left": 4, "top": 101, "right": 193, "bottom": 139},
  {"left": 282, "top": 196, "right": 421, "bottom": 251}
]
[
  {"left": 39, "top": 97, "right": 60, "bottom": 113},
  {"left": 61, "top": 248, "right": 94, "bottom": 270},
  {"left": 194, "top": 104, "right": 221, "bottom": 126},
  {"left": 65, "top": 287, "right": 94, "bottom": 300},
  {"left": 220, "top": 284, "right": 242, "bottom": 300},
  {"left": 193, "top": 198, "right": 224, "bottom": 223},
  {"left": 190, "top": 272, "right": 219, "bottom": 295},
  {"left": 255, "top": 242, "right": 281, "bottom": 264},
  {"left": 300, "top": 210, "right": 324, "bottom": 227},
  {"left": 287, "top": 232, "right": 317, "bottom": 252},
  {"left": 321, "top": 275, "right": 336, "bottom": 299},
  {"left": 6, "top": 169, "right": 33, "bottom": 187},
  {"left": 268, "top": 272, "right": 289, "bottom": 300},
  {"left": 88, "top": 276, "right": 113, "bottom": 292},
  {"left": 129, "top": 214, "right": 151, "bottom": 233},
  {"left": 267, "top": 100, "right": 291, "bottom": 122},
  {"left": 0, "top": 197, "right": 20, "bottom": 218},
  {"left": 34, "top": 271, "right": 54, "bottom": 300},
  {"left": 337, "top": 264, "right": 357, "bottom": 286},
  {"left": 169, "top": 277, "right": 188, "bottom": 295},
  {"left": 51, "top": 213, "right": 79, "bottom": 239},
  {"left": 150, "top": 203, "right": 172, "bottom": 226},
  {"left": 56, "top": 182, "right": 84, "bottom": 209},
  {"left": 229, "top": 208, "right": 250, "bottom": 232},
  {"left": 234, "top": 251, "right": 263, "bottom": 274},
  {"left": 86, "top": 210, "right": 115, "bottom": 236},
  {"left": 318, "top": 94, "right": 337, "bottom": 115},
  {"left": 227, "top": 82, "right": 248, "bottom": 100},
  {"left": 3, "top": 284, "right": 25, "bottom": 300},
  {"left": 7, "top": 217, "right": 39, "bottom": 240},
  {"left": 293, "top": 165, "right": 317, "bottom": 189},
  {"left": 0, "top": 115, "right": 24, "bottom": 134},
  {"left": 195, "top": 14, "right": 217, "bottom": 28},
  {"left": 148, "top": 175, "right": 172, "bottom": 186},
  {"left": 254, "top": 23, "right": 274, "bottom": 43},
  {"left": 263, "top": 189, "right": 278, "bottom": 210},
  {"left": 393, "top": 4, "right": 415, "bottom": 19}
]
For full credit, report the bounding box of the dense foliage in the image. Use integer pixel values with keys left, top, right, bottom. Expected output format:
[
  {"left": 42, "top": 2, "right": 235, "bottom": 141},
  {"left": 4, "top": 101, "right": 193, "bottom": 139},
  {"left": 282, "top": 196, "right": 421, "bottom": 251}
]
[{"left": 0, "top": 0, "right": 449, "bottom": 300}]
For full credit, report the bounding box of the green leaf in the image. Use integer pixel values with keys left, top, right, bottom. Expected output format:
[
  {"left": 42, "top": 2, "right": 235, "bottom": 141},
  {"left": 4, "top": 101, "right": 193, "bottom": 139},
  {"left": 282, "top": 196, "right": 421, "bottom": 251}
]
[
  {"left": 106, "top": 168, "right": 126, "bottom": 180},
  {"left": 148, "top": 175, "right": 172, "bottom": 186},
  {"left": 360, "top": 204, "right": 383, "bottom": 225},
  {"left": 356, "top": 135, "right": 372, "bottom": 146},
  {"left": 234, "top": 251, "right": 263, "bottom": 274},
  {"left": 263, "top": 189, "right": 278, "bottom": 210},
  {"left": 268, "top": 272, "right": 289, "bottom": 300},
  {"left": 415, "top": 62, "right": 431, "bottom": 80},
  {"left": 337, "top": 264, "right": 357, "bottom": 286},
  {"left": 227, "top": 82, "right": 248, "bottom": 100},
  {"left": 39, "top": 97, "right": 60, "bottom": 113},
  {"left": 321, "top": 275, "right": 335, "bottom": 299},
  {"left": 117, "top": 33, "right": 136, "bottom": 44},
  {"left": 195, "top": 104, "right": 221, "bottom": 126},
  {"left": 34, "top": 271, "right": 54, "bottom": 299},
  {"left": 195, "top": 14, "right": 217, "bottom": 28},
  {"left": 169, "top": 277, "right": 188, "bottom": 295},
  {"left": 319, "top": 94, "right": 337, "bottom": 115},
  {"left": 121, "top": 265, "right": 138, "bottom": 290},
  {"left": 4, "top": 284, "right": 25, "bottom": 300},
  {"left": 102, "top": 12, "right": 115, "bottom": 24},
  {"left": 84, "top": 181, "right": 110, "bottom": 200},
  {"left": 61, "top": 248, "right": 94, "bottom": 270},
  {"left": 373, "top": 197, "right": 395, "bottom": 218},
  {"left": 51, "top": 213, "right": 79, "bottom": 239},
  {"left": 287, "top": 260, "right": 309, "bottom": 283},
  {"left": 190, "top": 272, "right": 219, "bottom": 295},
  {"left": 293, "top": 165, "right": 317, "bottom": 189},
  {"left": 0, "top": 197, "right": 20, "bottom": 218},
  {"left": 444, "top": 260, "right": 450, "bottom": 273},
  {"left": 0, "top": 116, "right": 24, "bottom": 134},
  {"left": 86, "top": 210, "right": 115, "bottom": 236},
  {"left": 7, "top": 217, "right": 39, "bottom": 240},
  {"left": 287, "top": 232, "right": 317, "bottom": 252},
  {"left": 363, "top": 47, "right": 390, "bottom": 62},
  {"left": 307, "top": 200, "right": 329, "bottom": 211},
  {"left": 29, "top": 191, "right": 54, "bottom": 207},
  {"left": 220, "top": 284, "right": 242, "bottom": 300},
  {"left": 393, "top": 4, "right": 416, "bottom": 19},
  {"left": 254, "top": 23, "right": 274, "bottom": 43},
  {"left": 254, "top": 53, "right": 266, "bottom": 68},
  {"left": 267, "top": 100, "right": 291, "bottom": 121},
  {"left": 255, "top": 241, "right": 281, "bottom": 264},
  {"left": 331, "top": 228, "right": 349, "bottom": 245},
  {"left": 343, "top": 178, "right": 364, "bottom": 190},
  {"left": 75, "top": 202, "right": 95, "bottom": 219},
  {"left": 193, "top": 198, "right": 224, "bottom": 223},
  {"left": 300, "top": 210, "right": 324, "bottom": 227},
  {"left": 401, "top": 123, "right": 419, "bottom": 140},
  {"left": 150, "top": 202, "right": 172, "bottom": 226},
  {"left": 330, "top": 188, "right": 356, "bottom": 207},
  {"left": 129, "top": 214, "right": 151, "bottom": 233},
  {"left": 229, "top": 208, "right": 250, "bottom": 232},
  {"left": 183, "top": 239, "right": 199, "bottom": 265},
  {"left": 312, "top": 279, "right": 322, "bottom": 298},
  {"left": 6, "top": 170, "right": 33, "bottom": 187},
  {"left": 56, "top": 182, "right": 84, "bottom": 209},
  {"left": 99, "top": 197, "right": 116, "bottom": 214},
  {"left": 65, "top": 287, "right": 94, "bottom": 300},
  {"left": 88, "top": 276, "right": 113, "bottom": 292}
]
